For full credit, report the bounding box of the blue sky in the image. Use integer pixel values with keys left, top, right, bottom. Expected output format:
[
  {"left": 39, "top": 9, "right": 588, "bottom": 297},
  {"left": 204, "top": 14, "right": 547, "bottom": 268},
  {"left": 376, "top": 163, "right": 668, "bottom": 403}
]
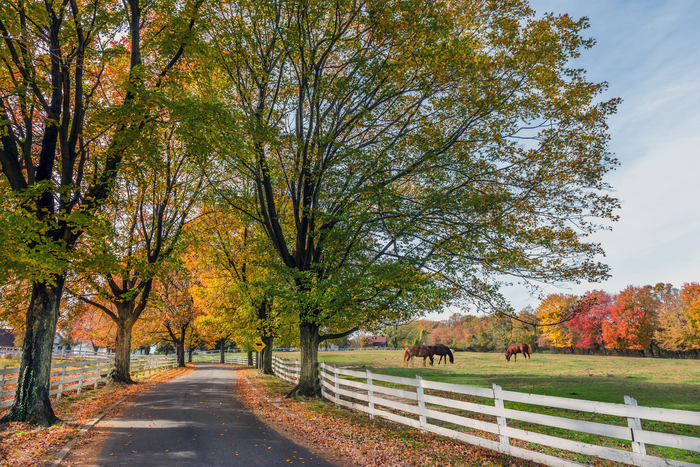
[{"left": 432, "top": 1, "right": 700, "bottom": 319}]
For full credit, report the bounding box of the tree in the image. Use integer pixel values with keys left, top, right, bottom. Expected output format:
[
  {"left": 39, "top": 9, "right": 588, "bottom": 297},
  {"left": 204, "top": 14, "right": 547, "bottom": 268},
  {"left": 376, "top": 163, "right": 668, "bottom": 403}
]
[
  {"left": 510, "top": 307, "right": 539, "bottom": 348},
  {"left": 186, "top": 207, "right": 298, "bottom": 374},
  {"left": 70, "top": 118, "right": 204, "bottom": 382},
  {"left": 536, "top": 294, "right": 578, "bottom": 352},
  {"left": 0, "top": 0, "right": 133, "bottom": 424},
  {"left": 70, "top": 306, "right": 116, "bottom": 352},
  {"left": 1, "top": 0, "right": 205, "bottom": 424},
  {"left": 206, "top": 0, "right": 619, "bottom": 396},
  {"left": 657, "top": 283, "right": 700, "bottom": 353},
  {"left": 149, "top": 272, "right": 202, "bottom": 367},
  {"left": 681, "top": 283, "right": 700, "bottom": 348},
  {"left": 568, "top": 290, "right": 612, "bottom": 353},
  {"left": 603, "top": 286, "right": 659, "bottom": 356}
]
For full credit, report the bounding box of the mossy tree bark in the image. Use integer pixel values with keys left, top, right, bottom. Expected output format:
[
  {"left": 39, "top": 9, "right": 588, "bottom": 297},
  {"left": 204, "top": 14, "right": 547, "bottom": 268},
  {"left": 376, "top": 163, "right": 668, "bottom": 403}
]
[{"left": 0, "top": 280, "right": 64, "bottom": 426}]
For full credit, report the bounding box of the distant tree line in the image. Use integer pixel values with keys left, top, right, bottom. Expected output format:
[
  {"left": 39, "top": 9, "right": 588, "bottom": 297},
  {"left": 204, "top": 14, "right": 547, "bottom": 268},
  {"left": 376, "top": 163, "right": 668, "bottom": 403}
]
[{"left": 384, "top": 282, "right": 700, "bottom": 358}]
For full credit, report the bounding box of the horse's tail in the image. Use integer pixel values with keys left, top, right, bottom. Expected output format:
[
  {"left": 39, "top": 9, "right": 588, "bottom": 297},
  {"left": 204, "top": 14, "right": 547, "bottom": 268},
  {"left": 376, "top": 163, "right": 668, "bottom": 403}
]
[
  {"left": 525, "top": 343, "right": 532, "bottom": 354},
  {"left": 402, "top": 348, "right": 409, "bottom": 367}
]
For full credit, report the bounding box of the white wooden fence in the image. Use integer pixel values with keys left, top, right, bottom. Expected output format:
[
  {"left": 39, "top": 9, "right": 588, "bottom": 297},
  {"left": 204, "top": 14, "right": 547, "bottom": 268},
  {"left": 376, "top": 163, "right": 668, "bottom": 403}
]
[
  {"left": 272, "top": 356, "right": 300, "bottom": 384},
  {"left": 0, "top": 355, "right": 177, "bottom": 409},
  {"left": 317, "top": 362, "right": 700, "bottom": 467},
  {"left": 192, "top": 354, "right": 253, "bottom": 365}
]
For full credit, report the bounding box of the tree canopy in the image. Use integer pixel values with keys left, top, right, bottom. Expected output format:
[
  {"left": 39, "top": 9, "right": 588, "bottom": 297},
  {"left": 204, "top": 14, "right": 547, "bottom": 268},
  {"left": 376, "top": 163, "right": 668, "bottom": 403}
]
[{"left": 1, "top": 0, "right": 624, "bottom": 414}]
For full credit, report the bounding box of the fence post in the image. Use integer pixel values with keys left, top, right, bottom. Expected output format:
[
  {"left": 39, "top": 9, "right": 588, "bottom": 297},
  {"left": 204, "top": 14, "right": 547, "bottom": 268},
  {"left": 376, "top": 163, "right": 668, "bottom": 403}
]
[
  {"left": 56, "top": 366, "right": 66, "bottom": 401},
  {"left": 493, "top": 383, "right": 509, "bottom": 446},
  {"left": 77, "top": 364, "right": 85, "bottom": 395},
  {"left": 0, "top": 371, "right": 6, "bottom": 402},
  {"left": 367, "top": 369, "right": 375, "bottom": 420},
  {"left": 416, "top": 375, "right": 427, "bottom": 430},
  {"left": 624, "top": 395, "right": 647, "bottom": 455},
  {"left": 93, "top": 363, "right": 99, "bottom": 390},
  {"left": 334, "top": 365, "right": 339, "bottom": 407}
]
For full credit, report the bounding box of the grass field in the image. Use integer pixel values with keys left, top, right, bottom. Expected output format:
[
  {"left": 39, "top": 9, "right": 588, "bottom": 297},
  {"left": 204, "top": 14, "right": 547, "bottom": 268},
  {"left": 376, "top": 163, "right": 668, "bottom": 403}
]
[{"left": 275, "top": 349, "right": 700, "bottom": 411}]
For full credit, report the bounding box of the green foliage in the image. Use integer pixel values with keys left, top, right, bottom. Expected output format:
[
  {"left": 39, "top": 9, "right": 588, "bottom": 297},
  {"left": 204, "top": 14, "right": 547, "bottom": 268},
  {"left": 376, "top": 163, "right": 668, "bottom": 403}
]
[{"left": 203, "top": 0, "right": 619, "bottom": 359}]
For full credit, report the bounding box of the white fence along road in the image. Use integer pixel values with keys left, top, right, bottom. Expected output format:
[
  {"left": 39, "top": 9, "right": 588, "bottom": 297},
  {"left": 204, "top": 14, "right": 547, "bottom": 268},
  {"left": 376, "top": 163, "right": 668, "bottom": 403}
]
[
  {"left": 313, "top": 361, "right": 700, "bottom": 467},
  {"left": 0, "top": 355, "right": 177, "bottom": 409}
]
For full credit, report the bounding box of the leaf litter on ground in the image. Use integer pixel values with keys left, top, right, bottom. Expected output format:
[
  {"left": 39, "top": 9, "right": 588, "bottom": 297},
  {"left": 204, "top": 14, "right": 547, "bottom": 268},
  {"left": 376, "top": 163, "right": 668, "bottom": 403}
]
[{"left": 235, "top": 369, "right": 543, "bottom": 467}]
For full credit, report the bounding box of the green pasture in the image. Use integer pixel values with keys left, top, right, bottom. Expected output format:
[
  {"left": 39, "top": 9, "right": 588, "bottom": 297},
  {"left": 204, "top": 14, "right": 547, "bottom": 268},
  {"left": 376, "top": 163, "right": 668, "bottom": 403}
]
[
  {"left": 0, "top": 358, "right": 20, "bottom": 369},
  {"left": 274, "top": 349, "right": 700, "bottom": 464},
  {"left": 276, "top": 349, "right": 700, "bottom": 410}
]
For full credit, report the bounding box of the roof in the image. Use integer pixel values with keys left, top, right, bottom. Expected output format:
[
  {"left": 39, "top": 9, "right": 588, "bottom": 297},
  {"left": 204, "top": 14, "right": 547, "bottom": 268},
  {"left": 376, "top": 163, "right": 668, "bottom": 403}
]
[
  {"left": 366, "top": 336, "right": 387, "bottom": 345},
  {"left": 0, "top": 329, "right": 17, "bottom": 348}
]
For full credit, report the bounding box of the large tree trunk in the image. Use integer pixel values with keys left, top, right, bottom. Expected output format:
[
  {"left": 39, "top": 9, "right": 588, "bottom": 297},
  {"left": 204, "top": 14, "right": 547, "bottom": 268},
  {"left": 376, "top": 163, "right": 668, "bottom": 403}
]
[
  {"left": 112, "top": 318, "right": 136, "bottom": 384},
  {"left": 247, "top": 350, "right": 253, "bottom": 366},
  {"left": 219, "top": 338, "right": 227, "bottom": 364},
  {"left": 287, "top": 322, "right": 321, "bottom": 398},
  {"left": 166, "top": 324, "right": 188, "bottom": 368},
  {"left": 1, "top": 280, "right": 63, "bottom": 426},
  {"left": 176, "top": 340, "right": 186, "bottom": 367},
  {"left": 260, "top": 335, "right": 274, "bottom": 375}
]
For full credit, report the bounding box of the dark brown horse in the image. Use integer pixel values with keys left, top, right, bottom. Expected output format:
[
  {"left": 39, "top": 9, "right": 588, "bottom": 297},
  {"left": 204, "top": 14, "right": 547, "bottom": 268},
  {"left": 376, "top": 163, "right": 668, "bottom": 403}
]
[
  {"left": 402, "top": 346, "right": 434, "bottom": 367},
  {"left": 505, "top": 343, "right": 531, "bottom": 362},
  {"left": 428, "top": 344, "right": 454, "bottom": 364}
]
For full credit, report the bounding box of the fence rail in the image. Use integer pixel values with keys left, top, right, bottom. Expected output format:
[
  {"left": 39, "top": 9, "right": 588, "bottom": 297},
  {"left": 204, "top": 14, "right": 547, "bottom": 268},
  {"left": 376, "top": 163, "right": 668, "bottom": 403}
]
[
  {"left": 315, "top": 362, "right": 700, "bottom": 467},
  {"left": 272, "top": 356, "right": 300, "bottom": 384},
  {"left": 0, "top": 355, "right": 177, "bottom": 409},
  {"left": 192, "top": 354, "right": 253, "bottom": 366}
]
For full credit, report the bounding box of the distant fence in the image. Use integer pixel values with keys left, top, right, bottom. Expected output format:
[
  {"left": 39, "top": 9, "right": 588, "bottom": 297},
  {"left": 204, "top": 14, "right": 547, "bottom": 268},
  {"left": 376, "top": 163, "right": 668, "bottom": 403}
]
[
  {"left": 192, "top": 354, "right": 252, "bottom": 365},
  {"left": 0, "top": 355, "right": 176, "bottom": 409},
  {"left": 316, "top": 362, "right": 700, "bottom": 467},
  {"left": 0, "top": 348, "right": 150, "bottom": 361}
]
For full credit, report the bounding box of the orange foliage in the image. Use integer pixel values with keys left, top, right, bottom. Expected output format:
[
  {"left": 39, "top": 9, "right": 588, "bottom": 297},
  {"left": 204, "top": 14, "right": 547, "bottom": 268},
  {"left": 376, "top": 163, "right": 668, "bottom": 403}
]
[{"left": 602, "top": 286, "right": 658, "bottom": 354}]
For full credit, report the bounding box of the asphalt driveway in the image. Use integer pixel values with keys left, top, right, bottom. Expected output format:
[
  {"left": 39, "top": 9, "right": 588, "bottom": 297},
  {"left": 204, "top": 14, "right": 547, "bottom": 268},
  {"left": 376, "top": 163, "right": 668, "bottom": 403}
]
[{"left": 95, "top": 364, "right": 334, "bottom": 466}]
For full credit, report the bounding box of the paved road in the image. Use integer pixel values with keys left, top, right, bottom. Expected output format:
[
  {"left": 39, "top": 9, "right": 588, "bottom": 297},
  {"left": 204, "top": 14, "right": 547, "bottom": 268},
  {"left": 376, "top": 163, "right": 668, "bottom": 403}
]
[{"left": 95, "top": 364, "right": 335, "bottom": 466}]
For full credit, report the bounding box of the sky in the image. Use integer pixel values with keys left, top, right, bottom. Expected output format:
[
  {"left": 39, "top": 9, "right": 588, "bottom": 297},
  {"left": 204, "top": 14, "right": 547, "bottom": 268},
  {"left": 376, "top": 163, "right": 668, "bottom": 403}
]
[{"left": 429, "top": 1, "right": 700, "bottom": 320}]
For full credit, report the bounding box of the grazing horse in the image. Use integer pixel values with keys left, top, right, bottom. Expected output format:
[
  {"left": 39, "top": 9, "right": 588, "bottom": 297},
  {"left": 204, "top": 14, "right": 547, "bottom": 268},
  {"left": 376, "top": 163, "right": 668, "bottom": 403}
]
[
  {"left": 505, "top": 343, "right": 532, "bottom": 362},
  {"left": 428, "top": 345, "right": 454, "bottom": 364},
  {"left": 402, "top": 346, "right": 434, "bottom": 367}
]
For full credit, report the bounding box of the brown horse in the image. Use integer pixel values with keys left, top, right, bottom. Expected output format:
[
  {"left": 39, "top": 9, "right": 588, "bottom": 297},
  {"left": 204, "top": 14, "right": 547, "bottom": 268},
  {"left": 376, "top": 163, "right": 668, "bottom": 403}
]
[
  {"left": 402, "top": 346, "right": 434, "bottom": 367},
  {"left": 428, "top": 344, "right": 454, "bottom": 364},
  {"left": 505, "top": 343, "right": 531, "bottom": 362}
]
